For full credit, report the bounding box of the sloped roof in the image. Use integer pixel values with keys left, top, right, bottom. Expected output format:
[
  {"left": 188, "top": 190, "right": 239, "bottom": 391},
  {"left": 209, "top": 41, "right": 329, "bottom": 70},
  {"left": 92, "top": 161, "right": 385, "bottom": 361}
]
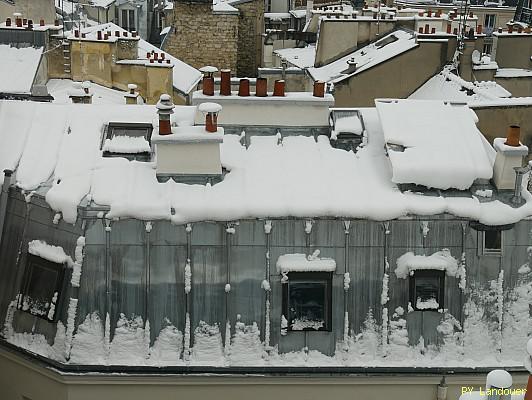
[
  {"left": 308, "top": 30, "right": 418, "bottom": 83},
  {"left": 0, "top": 45, "right": 42, "bottom": 94}
]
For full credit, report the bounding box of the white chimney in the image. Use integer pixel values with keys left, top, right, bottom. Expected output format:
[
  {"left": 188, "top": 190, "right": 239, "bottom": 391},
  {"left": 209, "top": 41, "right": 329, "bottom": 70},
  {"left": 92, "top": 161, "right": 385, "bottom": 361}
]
[
  {"left": 151, "top": 102, "right": 224, "bottom": 183},
  {"left": 493, "top": 125, "right": 528, "bottom": 190}
]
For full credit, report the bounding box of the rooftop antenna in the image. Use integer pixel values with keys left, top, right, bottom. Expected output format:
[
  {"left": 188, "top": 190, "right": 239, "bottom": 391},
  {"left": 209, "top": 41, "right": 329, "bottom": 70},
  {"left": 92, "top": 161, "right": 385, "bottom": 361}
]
[{"left": 377, "top": 1, "right": 381, "bottom": 37}]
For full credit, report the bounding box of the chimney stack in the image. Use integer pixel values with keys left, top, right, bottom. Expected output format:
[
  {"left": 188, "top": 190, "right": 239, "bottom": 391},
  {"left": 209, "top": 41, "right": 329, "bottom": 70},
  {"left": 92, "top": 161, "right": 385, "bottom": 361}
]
[
  {"left": 198, "top": 102, "right": 223, "bottom": 133},
  {"left": 220, "top": 69, "right": 231, "bottom": 96},
  {"left": 493, "top": 125, "right": 529, "bottom": 190},
  {"left": 156, "top": 94, "right": 175, "bottom": 136},
  {"left": 40, "top": 19, "right": 45, "bottom": 26},
  {"left": 5, "top": 18, "right": 11, "bottom": 27},
  {"left": 199, "top": 66, "right": 218, "bottom": 96},
  {"left": 125, "top": 83, "right": 139, "bottom": 105}
]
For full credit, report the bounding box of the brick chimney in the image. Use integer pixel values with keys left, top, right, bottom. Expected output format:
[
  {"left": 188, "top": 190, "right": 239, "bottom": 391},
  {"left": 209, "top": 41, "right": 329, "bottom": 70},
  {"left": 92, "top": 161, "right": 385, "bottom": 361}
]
[
  {"left": 493, "top": 125, "right": 529, "bottom": 190},
  {"left": 156, "top": 94, "right": 175, "bottom": 136}
]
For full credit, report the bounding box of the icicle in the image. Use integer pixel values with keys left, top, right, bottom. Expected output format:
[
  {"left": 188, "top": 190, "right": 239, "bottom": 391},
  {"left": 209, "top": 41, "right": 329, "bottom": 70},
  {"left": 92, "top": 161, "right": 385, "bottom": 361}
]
[
  {"left": 420, "top": 221, "right": 429, "bottom": 238},
  {"left": 64, "top": 298, "right": 78, "bottom": 358},
  {"left": 183, "top": 312, "right": 191, "bottom": 362},
  {"left": 343, "top": 311, "right": 349, "bottom": 349},
  {"left": 184, "top": 259, "right": 192, "bottom": 294},
  {"left": 496, "top": 270, "right": 504, "bottom": 354},
  {"left": 104, "top": 312, "right": 111, "bottom": 359},
  {"left": 185, "top": 223, "right": 193, "bottom": 233},
  {"left": 264, "top": 220, "right": 272, "bottom": 234},
  {"left": 304, "top": 219, "right": 313, "bottom": 234},
  {"left": 239, "top": 129, "right": 246, "bottom": 146},
  {"left": 264, "top": 299, "right": 271, "bottom": 347},
  {"left": 145, "top": 221, "right": 153, "bottom": 233},
  {"left": 280, "top": 315, "right": 288, "bottom": 336},
  {"left": 343, "top": 272, "right": 351, "bottom": 291},
  {"left": 52, "top": 212, "right": 61, "bottom": 225},
  {"left": 224, "top": 320, "right": 231, "bottom": 358},
  {"left": 71, "top": 236, "right": 85, "bottom": 288},
  {"left": 343, "top": 220, "right": 351, "bottom": 234},
  {"left": 144, "top": 320, "right": 151, "bottom": 360}
]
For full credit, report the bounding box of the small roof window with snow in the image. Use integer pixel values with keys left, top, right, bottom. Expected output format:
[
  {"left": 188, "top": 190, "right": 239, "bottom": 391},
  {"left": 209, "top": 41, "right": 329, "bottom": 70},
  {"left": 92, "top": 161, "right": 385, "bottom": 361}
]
[
  {"left": 409, "top": 270, "right": 445, "bottom": 312},
  {"left": 17, "top": 254, "right": 67, "bottom": 322},
  {"left": 101, "top": 122, "right": 153, "bottom": 161}
]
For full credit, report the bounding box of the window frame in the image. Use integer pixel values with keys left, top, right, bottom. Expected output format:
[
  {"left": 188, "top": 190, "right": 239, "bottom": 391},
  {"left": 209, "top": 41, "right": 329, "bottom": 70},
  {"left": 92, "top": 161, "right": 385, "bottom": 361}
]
[
  {"left": 101, "top": 122, "right": 154, "bottom": 161},
  {"left": 282, "top": 271, "right": 333, "bottom": 333},
  {"left": 409, "top": 270, "right": 445, "bottom": 312},
  {"left": 120, "top": 8, "right": 136, "bottom": 32},
  {"left": 481, "top": 229, "right": 503, "bottom": 256},
  {"left": 17, "top": 254, "right": 67, "bottom": 322}
]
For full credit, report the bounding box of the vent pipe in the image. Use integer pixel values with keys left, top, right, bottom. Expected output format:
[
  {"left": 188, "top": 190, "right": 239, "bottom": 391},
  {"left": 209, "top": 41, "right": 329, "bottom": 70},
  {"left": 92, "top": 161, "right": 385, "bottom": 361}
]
[{"left": 273, "top": 80, "right": 285, "bottom": 97}]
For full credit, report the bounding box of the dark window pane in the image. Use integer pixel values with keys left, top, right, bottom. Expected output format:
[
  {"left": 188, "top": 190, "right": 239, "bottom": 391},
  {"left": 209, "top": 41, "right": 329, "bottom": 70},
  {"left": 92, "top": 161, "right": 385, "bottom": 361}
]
[
  {"left": 288, "top": 281, "right": 326, "bottom": 330},
  {"left": 129, "top": 10, "right": 135, "bottom": 31},
  {"left": 485, "top": 230, "right": 501, "bottom": 252},
  {"left": 415, "top": 276, "right": 440, "bottom": 302},
  {"left": 121, "top": 10, "right": 128, "bottom": 29}
]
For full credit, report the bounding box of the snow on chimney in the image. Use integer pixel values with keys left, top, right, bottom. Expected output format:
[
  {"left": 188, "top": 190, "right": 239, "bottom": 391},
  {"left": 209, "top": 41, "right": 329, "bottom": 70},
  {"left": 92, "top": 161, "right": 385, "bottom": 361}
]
[
  {"left": 124, "top": 83, "right": 139, "bottom": 105},
  {"left": 156, "top": 94, "right": 175, "bottom": 136},
  {"left": 493, "top": 125, "right": 529, "bottom": 190},
  {"left": 199, "top": 65, "right": 218, "bottom": 96},
  {"left": 198, "top": 102, "right": 222, "bottom": 133}
]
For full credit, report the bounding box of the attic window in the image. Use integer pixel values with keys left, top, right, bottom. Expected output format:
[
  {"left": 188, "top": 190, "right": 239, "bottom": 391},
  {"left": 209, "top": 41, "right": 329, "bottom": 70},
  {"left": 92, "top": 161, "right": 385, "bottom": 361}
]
[
  {"left": 483, "top": 230, "right": 502, "bottom": 255},
  {"left": 17, "top": 254, "right": 66, "bottom": 322},
  {"left": 102, "top": 122, "right": 153, "bottom": 161},
  {"left": 409, "top": 270, "right": 444, "bottom": 311},
  {"left": 282, "top": 272, "right": 332, "bottom": 332}
]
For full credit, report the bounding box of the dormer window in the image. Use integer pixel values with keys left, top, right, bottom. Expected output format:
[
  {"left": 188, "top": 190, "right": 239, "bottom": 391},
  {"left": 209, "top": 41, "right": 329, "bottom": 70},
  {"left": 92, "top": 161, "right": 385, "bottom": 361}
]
[
  {"left": 17, "top": 254, "right": 67, "bottom": 322},
  {"left": 102, "top": 122, "right": 153, "bottom": 161}
]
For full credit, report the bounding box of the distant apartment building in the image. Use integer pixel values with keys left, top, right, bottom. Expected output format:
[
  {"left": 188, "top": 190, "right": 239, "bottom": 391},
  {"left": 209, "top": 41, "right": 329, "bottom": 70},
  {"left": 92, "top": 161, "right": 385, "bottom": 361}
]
[{"left": 0, "top": 0, "right": 55, "bottom": 24}]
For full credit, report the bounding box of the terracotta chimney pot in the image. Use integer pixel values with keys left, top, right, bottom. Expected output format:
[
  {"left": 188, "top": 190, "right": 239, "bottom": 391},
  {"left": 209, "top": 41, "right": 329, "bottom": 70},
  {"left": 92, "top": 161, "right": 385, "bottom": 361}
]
[
  {"left": 273, "top": 80, "right": 285, "bottom": 97},
  {"left": 505, "top": 125, "right": 521, "bottom": 147},
  {"left": 313, "top": 81, "right": 325, "bottom": 97},
  {"left": 238, "top": 79, "right": 250, "bottom": 96},
  {"left": 220, "top": 69, "right": 231, "bottom": 96},
  {"left": 255, "top": 78, "right": 268, "bottom": 97},
  {"left": 203, "top": 76, "right": 214, "bottom": 96}
]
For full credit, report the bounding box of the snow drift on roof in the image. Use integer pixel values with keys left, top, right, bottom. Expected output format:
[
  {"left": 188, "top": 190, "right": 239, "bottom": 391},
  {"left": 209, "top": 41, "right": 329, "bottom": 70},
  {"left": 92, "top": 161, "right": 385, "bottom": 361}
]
[
  {"left": 274, "top": 46, "right": 316, "bottom": 69},
  {"left": 376, "top": 99, "right": 494, "bottom": 190},
  {"left": 395, "top": 249, "right": 458, "bottom": 279},
  {"left": 0, "top": 45, "right": 42, "bottom": 94},
  {"left": 308, "top": 30, "right": 417, "bottom": 83},
  {"left": 2, "top": 100, "right": 532, "bottom": 227}
]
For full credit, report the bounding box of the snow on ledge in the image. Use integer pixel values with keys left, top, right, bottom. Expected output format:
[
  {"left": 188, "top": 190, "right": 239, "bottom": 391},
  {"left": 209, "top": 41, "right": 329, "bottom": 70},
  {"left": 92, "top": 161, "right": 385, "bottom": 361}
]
[
  {"left": 276, "top": 252, "right": 336, "bottom": 273},
  {"left": 394, "top": 249, "right": 458, "bottom": 279},
  {"left": 28, "top": 240, "right": 73, "bottom": 266},
  {"left": 103, "top": 136, "right": 151, "bottom": 154}
]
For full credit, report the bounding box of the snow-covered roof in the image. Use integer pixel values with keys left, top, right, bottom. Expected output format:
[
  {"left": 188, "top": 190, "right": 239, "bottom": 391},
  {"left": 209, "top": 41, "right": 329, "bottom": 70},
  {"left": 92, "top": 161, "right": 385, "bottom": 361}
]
[
  {"left": 88, "top": 0, "right": 116, "bottom": 8},
  {"left": 377, "top": 99, "right": 494, "bottom": 190},
  {"left": 274, "top": 46, "right": 316, "bottom": 69},
  {"left": 265, "top": 12, "right": 291, "bottom": 20},
  {"left": 213, "top": 0, "right": 239, "bottom": 13},
  {"left": 290, "top": 9, "right": 307, "bottom": 19},
  {"left": 276, "top": 252, "right": 336, "bottom": 273},
  {"left": 308, "top": 30, "right": 418, "bottom": 83},
  {"left": 0, "top": 45, "right": 42, "bottom": 94},
  {"left": 47, "top": 79, "right": 134, "bottom": 104},
  {"left": 2, "top": 98, "right": 532, "bottom": 227},
  {"left": 409, "top": 68, "right": 511, "bottom": 104},
  {"left": 80, "top": 23, "right": 202, "bottom": 95}
]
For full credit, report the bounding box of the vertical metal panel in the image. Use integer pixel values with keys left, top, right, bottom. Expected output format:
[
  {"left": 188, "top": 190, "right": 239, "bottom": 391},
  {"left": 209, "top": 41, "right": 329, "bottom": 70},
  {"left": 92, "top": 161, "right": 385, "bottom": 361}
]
[
  {"left": 228, "top": 244, "right": 265, "bottom": 329},
  {"left": 269, "top": 219, "right": 307, "bottom": 247}
]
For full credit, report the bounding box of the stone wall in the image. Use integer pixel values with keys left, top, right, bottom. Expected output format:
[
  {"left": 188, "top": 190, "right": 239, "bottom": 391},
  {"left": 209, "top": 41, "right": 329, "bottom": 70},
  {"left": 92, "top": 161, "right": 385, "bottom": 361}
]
[
  {"left": 164, "top": 3, "right": 239, "bottom": 72},
  {"left": 235, "top": 0, "right": 264, "bottom": 77},
  {"left": 163, "top": 0, "right": 264, "bottom": 77}
]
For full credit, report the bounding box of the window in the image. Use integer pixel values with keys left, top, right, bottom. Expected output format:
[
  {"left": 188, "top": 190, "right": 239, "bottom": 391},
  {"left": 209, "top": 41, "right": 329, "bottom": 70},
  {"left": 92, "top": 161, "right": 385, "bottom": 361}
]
[
  {"left": 17, "top": 254, "right": 67, "bottom": 322},
  {"left": 484, "top": 14, "right": 496, "bottom": 29},
  {"left": 409, "top": 270, "right": 444, "bottom": 311},
  {"left": 483, "top": 230, "right": 502, "bottom": 255},
  {"left": 282, "top": 272, "right": 332, "bottom": 332},
  {"left": 101, "top": 122, "right": 153, "bottom": 161},
  {"left": 482, "top": 43, "right": 493, "bottom": 55},
  {"left": 121, "top": 8, "right": 136, "bottom": 32}
]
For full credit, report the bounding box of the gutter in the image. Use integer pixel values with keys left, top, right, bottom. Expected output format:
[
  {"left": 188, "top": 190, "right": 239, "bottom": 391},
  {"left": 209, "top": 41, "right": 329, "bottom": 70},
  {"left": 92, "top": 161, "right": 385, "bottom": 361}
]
[{"left": 0, "top": 340, "right": 527, "bottom": 376}]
